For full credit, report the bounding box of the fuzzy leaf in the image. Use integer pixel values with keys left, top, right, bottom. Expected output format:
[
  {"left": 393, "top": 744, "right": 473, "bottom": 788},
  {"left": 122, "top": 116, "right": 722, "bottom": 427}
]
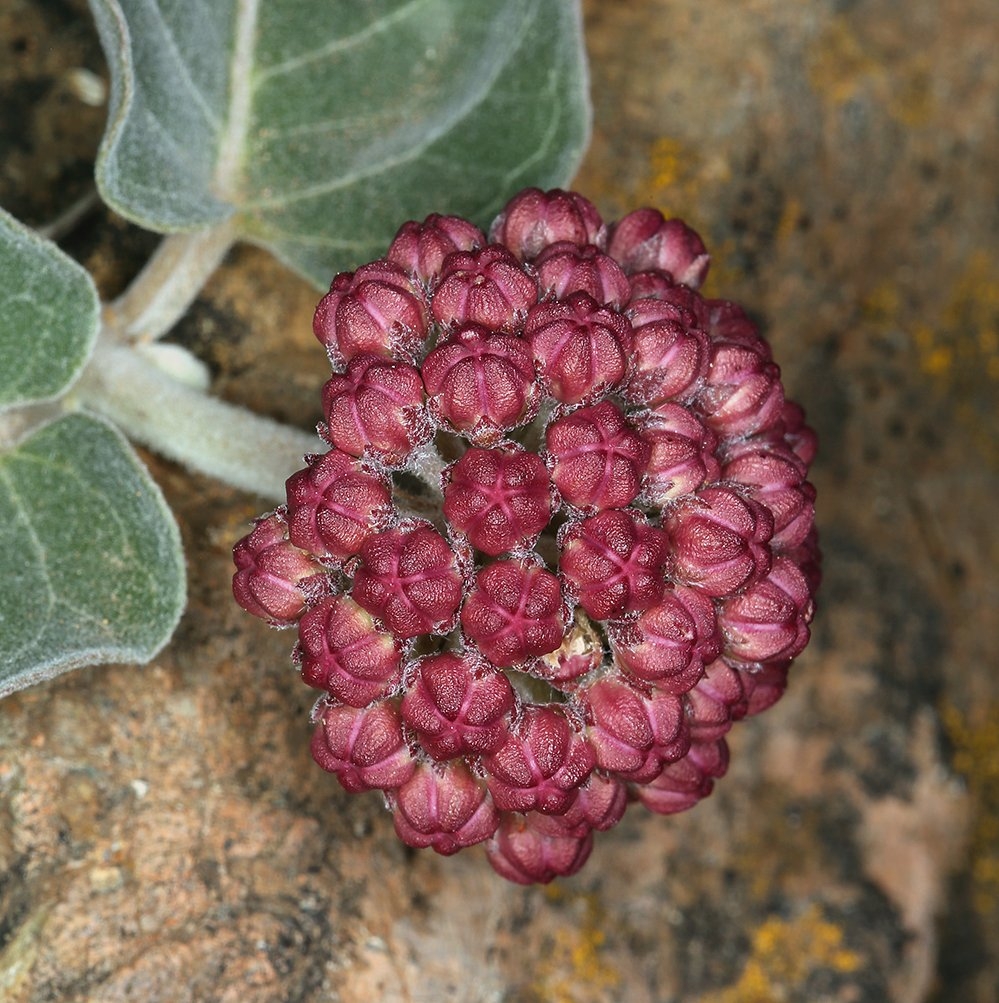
[
  {"left": 0, "top": 412, "right": 186, "bottom": 698},
  {"left": 89, "top": 0, "right": 590, "bottom": 284},
  {"left": 0, "top": 207, "right": 99, "bottom": 412}
]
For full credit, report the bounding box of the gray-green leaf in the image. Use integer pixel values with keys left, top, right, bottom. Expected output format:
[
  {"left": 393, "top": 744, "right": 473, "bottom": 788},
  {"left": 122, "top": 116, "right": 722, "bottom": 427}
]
[
  {"left": 89, "top": 0, "right": 590, "bottom": 284},
  {"left": 0, "top": 412, "right": 186, "bottom": 698},
  {"left": 0, "top": 207, "right": 100, "bottom": 412}
]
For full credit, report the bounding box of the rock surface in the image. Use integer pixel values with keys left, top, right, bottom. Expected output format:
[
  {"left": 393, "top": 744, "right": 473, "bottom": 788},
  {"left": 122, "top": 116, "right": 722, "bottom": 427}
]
[{"left": 2, "top": 1, "right": 997, "bottom": 1000}]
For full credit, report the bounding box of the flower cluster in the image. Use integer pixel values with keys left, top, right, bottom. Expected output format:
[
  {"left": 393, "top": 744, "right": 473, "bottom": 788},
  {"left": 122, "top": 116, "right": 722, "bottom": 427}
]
[{"left": 233, "top": 188, "right": 819, "bottom": 884}]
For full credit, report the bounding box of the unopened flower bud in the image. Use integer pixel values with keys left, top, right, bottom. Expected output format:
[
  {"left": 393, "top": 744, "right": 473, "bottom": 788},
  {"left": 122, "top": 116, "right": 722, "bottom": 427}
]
[
  {"left": 442, "top": 445, "right": 552, "bottom": 556},
  {"left": 421, "top": 324, "right": 540, "bottom": 443},
  {"left": 311, "top": 700, "right": 415, "bottom": 793},
  {"left": 484, "top": 705, "right": 596, "bottom": 815},
  {"left": 610, "top": 585, "right": 721, "bottom": 692},
  {"left": 560, "top": 510, "right": 670, "bottom": 620},
  {"left": 313, "top": 260, "right": 428, "bottom": 365},
  {"left": 485, "top": 811, "right": 593, "bottom": 884},
  {"left": 391, "top": 761, "right": 499, "bottom": 854},
  {"left": 461, "top": 560, "right": 567, "bottom": 668},
  {"left": 351, "top": 522, "right": 464, "bottom": 638},
  {"left": 321, "top": 354, "right": 430, "bottom": 466},
  {"left": 232, "top": 512, "right": 326, "bottom": 625},
  {"left": 432, "top": 245, "right": 538, "bottom": 331},
  {"left": 401, "top": 652, "right": 515, "bottom": 759},
  {"left": 488, "top": 187, "right": 605, "bottom": 261},
  {"left": 297, "top": 595, "right": 403, "bottom": 706},
  {"left": 634, "top": 738, "right": 729, "bottom": 815},
  {"left": 665, "top": 486, "right": 773, "bottom": 597},
  {"left": 718, "top": 556, "right": 814, "bottom": 663},
  {"left": 387, "top": 213, "right": 485, "bottom": 284},
  {"left": 636, "top": 403, "right": 720, "bottom": 504},
  {"left": 545, "top": 400, "right": 650, "bottom": 512},
  {"left": 534, "top": 241, "right": 630, "bottom": 307},
  {"left": 285, "top": 450, "right": 393, "bottom": 563},
  {"left": 525, "top": 292, "right": 633, "bottom": 405},
  {"left": 581, "top": 676, "right": 688, "bottom": 781},
  {"left": 607, "top": 209, "right": 710, "bottom": 288}
]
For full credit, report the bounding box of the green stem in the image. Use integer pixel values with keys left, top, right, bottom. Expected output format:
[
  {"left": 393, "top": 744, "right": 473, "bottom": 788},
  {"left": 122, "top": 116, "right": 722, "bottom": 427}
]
[
  {"left": 73, "top": 340, "right": 321, "bottom": 502},
  {"left": 106, "top": 225, "right": 236, "bottom": 343}
]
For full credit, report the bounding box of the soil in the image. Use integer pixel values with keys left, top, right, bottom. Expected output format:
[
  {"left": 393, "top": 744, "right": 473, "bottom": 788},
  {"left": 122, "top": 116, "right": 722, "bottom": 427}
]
[{"left": 1, "top": 1, "right": 997, "bottom": 1000}]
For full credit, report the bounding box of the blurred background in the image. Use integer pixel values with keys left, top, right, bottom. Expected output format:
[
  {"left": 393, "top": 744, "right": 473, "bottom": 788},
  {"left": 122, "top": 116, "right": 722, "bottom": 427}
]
[{"left": 1, "top": 1, "right": 996, "bottom": 1000}]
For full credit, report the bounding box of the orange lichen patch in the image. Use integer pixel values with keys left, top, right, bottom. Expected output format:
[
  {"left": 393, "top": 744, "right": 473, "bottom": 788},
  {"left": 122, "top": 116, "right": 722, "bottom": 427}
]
[
  {"left": 908, "top": 252, "right": 999, "bottom": 382},
  {"left": 941, "top": 700, "right": 999, "bottom": 917},
  {"left": 698, "top": 904, "right": 862, "bottom": 1003},
  {"left": 535, "top": 887, "right": 621, "bottom": 1003}
]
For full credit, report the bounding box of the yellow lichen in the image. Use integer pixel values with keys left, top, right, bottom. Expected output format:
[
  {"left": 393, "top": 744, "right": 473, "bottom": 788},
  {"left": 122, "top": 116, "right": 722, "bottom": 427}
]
[
  {"left": 941, "top": 700, "right": 999, "bottom": 916},
  {"left": 698, "top": 904, "right": 861, "bottom": 1003},
  {"left": 534, "top": 888, "right": 620, "bottom": 1003}
]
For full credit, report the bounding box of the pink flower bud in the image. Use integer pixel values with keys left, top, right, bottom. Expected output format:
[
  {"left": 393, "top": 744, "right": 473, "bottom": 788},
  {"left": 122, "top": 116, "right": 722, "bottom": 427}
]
[
  {"left": 607, "top": 210, "right": 710, "bottom": 288},
  {"left": 525, "top": 292, "right": 634, "bottom": 405},
  {"left": 665, "top": 486, "right": 773, "bottom": 597},
  {"left": 685, "top": 659, "right": 748, "bottom": 741},
  {"left": 581, "top": 676, "right": 689, "bottom": 781},
  {"left": 784, "top": 527, "right": 823, "bottom": 596},
  {"left": 313, "top": 260, "right": 428, "bottom": 365},
  {"left": 486, "top": 811, "right": 593, "bottom": 884},
  {"left": 321, "top": 354, "right": 430, "bottom": 466},
  {"left": 635, "top": 403, "right": 720, "bottom": 504},
  {"left": 401, "top": 653, "right": 515, "bottom": 759},
  {"left": 626, "top": 270, "right": 703, "bottom": 310},
  {"left": 697, "top": 342, "right": 785, "bottom": 437},
  {"left": 738, "top": 660, "right": 791, "bottom": 716},
  {"left": 386, "top": 214, "right": 485, "bottom": 284},
  {"left": 610, "top": 585, "right": 721, "bottom": 692},
  {"left": 311, "top": 700, "right": 416, "bottom": 793},
  {"left": 391, "top": 761, "right": 499, "bottom": 854},
  {"left": 351, "top": 522, "right": 464, "bottom": 639},
  {"left": 484, "top": 705, "right": 596, "bottom": 815},
  {"left": 718, "top": 556, "right": 813, "bottom": 663},
  {"left": 431, "top": 245, "right": 538, "bottom": 331},
  {"left": 297, "top": 595, "right": 403, "bottom": 706},
  {"left": 559, "top": 510, "right": 670, "bottom": 620},
  {"left": 540, "top": 771, "right": 629, "bottom": 837},
  {"left": 489, "top": 187, "right": 605, "bottom": 261},
  {"left": 775, "top": 399, "right": 818, "bottom": 468},
  {"left": 545, "top": 400, "right": 650, "bottom": 512},
  {"left": 534, "top": 241, "right": 630, "bottom": 307},
  {"left": 421, "top": 325, "right": 540, "bottom": 443},
  {"left": 634, "top": 738, "right": 729, "bottom": 815},
  {"left": 442, "top": 445, "right": 552, "bottom": 556},
  {"left": 461, "top": 560, "right": 567, "bottom": 668},
  {"left": 700, "top": 299, "right": 769, "bottom": 353},
  {"left": 232, "top": 512, "right": 327, "bottom": 625},
  {"left": 623, "top": 298, "right": 710, "bottom": 405},
  {"left": 285, "top": 449, "right": 393, "bottom": 563},
  {"left": 721, "top": 441, "right": 815, "bottom": 549}
]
